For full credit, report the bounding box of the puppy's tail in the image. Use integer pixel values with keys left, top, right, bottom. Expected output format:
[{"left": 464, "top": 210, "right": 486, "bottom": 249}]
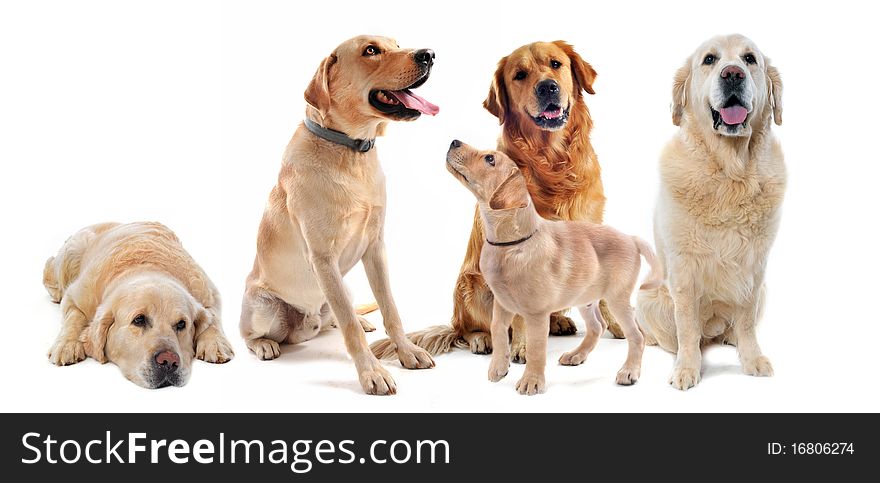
[
  {"left": 370, "top": 325, "right": 462, "bottom": 360},
  {"left": 43, "top": 256, "right": 62, "bottom": 303},
  {"left": 634, "top": 237, "right": 663, "bottom": 291}
]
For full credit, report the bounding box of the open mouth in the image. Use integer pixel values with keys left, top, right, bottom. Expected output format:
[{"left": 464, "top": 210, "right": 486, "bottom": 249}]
[
  {"left": 531, "top": 103, "right": 569, "bottom": 130},
  {"left": 369, "top": 72, "right": 439, "bottom": 119},
  {"left": 711, "top": 97, "right": 750, "bottom": 130}
]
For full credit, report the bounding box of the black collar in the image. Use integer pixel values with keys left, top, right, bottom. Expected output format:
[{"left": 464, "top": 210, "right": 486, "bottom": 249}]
[
  {"left": 303, "top": 118, "right": 375, "bottom": 153},
  {"left": 486, "top": 230, "right": 537, "bottom": 247}
]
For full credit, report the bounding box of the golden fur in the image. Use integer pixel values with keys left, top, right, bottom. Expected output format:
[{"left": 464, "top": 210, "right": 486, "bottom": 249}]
[
  {"left": 43, "top": 222, "right": 233, "bottom": 388},
  {"left": 635, "top": 34, "right": 786, "bottom": 390},
  {"left": 372, "top": 41, "right": 621, "bottom": 364},
  {"left": 239, "top": 35, "right": 436, "bottom": 395},
  {"left": 446, "top": 142, "right": 660, "bottom": 394}
]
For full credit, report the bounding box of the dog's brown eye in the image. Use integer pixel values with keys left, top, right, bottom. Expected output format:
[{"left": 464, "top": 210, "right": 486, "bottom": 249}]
[
  {"left": 484, "top": 154, "right": 495, "bottom": 166},
  {"left": 703, "top": 54, "right": 716, "bottom": 65},
  {"left": 132, "top": 314, "right": 147, "bottom": 327},
  {"left": 550, "top": 60, "right": 562, "bottom": 69},
  {"left": 743, "top": 53, "right": 757, "bottom": 65},
  {"left": 175, "top": 320, "right": 186, "bottom": 331},
  {"left": 513, "top": 70, "right": 527, "bottom": 81},
  {"left": 363, "top": 45, "right": 380, "bottom": 56}
]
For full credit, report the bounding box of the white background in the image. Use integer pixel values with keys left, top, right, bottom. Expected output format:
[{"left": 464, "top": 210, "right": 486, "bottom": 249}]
[{"left": 1, "top": 0, "right": 877, "bottom": 412}]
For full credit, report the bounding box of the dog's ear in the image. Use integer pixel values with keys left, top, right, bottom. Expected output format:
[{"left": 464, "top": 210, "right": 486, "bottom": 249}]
[
  {"left": 489, "top": 169, "right": 529, "bottom": 210},
  {"left": 83, "top": 306, "right": 114, "bottom": 364},
  {"left": 484, "top": 55, "right": 509, "bottom": 124},
  {"left": 553, "top": 41, "right": 596, "bottom": 95},
  {"left": 766, "top": 62, "right": 783, "bottom": 126},
  {"left": 304, "top": 53, "right": 338, "bottom": 119},
  {"left": 671, "top": 60, "right": 691, "bottom": 126}
]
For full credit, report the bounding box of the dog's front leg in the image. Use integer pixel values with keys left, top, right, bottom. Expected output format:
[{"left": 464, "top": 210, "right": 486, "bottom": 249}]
[
  {"left": 310, "top": 252, "right": 397, "bottom": 395},
  {"left": 488, "top": 300, "right": 513, "bottom": 381},
  {"left": 48, "top": 299, "right": 88, "bottom": 365},
  {"left": 515, "top": 313, "right": 550, "bottom": 395},
  {"left": 734, "top": 271, "right": 773, "bottom": 377},
  {"left": 669, "top": 271, "right": 702, "bottom": 390},
  {"left": 362, "top": 239, "right": 434, "bottom": 370}
]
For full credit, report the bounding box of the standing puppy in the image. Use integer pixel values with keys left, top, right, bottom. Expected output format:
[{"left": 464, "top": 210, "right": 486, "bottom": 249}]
[
  {"left": 446, "top": 141, "right": 660, "bottom": 394},
  {"left": 240, "top": 36, "right": 438, "bottom": 395},
  {"left": 636, "top": 34, "right": 786, "bottom": 390}
]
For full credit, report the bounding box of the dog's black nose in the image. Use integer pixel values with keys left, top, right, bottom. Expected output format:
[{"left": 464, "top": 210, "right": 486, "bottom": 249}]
[
  {"left": 414, "top": 49, "right": 435, "bottom": 66},
  {"left": 154, "top": 350, "right": 179, "bottom": 373},
  {"left": 535, "top": 79, "right": 559, "bottom": 98},
  {"left": 450, "top": 139, "right": 462, "bottom": 149},
  {"left": 721, "top": 65, "right": 745, "bottom": 85}
]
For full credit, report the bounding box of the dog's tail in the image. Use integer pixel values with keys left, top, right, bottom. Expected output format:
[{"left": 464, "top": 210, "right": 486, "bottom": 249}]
[
  {"left": 634, "top": 237, "right": 663, "bottom": 291},
  {"left": 355, "top": 302, "right": 379, "bottom": 316},
  {"left": 370, "top": 325, "right": 462, "bottom": 360}
]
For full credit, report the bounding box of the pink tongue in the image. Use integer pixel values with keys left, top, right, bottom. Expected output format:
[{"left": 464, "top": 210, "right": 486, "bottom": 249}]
[
  {"left": 389, "top": 90, "right": 439, "bottom": 116},
  {"left": 542, "top": 108, "right": 562, "bottom": 119},
  {"left": 719, "top": 106, "right": 748, "bottom": 125}
]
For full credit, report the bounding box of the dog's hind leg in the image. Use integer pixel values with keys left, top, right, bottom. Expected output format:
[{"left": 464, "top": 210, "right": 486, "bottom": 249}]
[
  {"left": 607, "top": 298, "right": 645, "bottom": 386},
  {"left": 636, "top": 284, "right": 677, "bottom": 352},
  {"left": 559, "top": 304, "right": 605, "bottom": 366},
  {"left": 240, "top": 287, "right": 294, "bottom": 361}
]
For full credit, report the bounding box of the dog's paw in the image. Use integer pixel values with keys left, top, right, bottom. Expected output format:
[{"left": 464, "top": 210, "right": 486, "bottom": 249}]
[
  {"left": 742, "top": 355, "right": 774, "bottom": 377},
  {"left": 549, "top": 314, "right": 578, "bottom": 336},
  {"left": 48, "top": 340, "right": 85, "bottom": 366},
  {"left": 248, "top": 338, "right": 281, "bottom": 361},
  {"left": 196, "top": 337, "right": 234, "bottom": 364},
  {"left": 468, "top": 332, "right": 493, "bottom": 355},
  {"left": 357, "top": 316, "right": 376, "bottom": 333},
  {"left": 510, "top": 339, "right": 527, "bottom": 364},
  {"left": 616, "top": 366, "right": 640, "bottom": 386},
  {"left": 397, "top": 343, "right": 434, "bottom": 370},
  {"left": 515, "top": 372, "right": 546, "bottom": 395},
  {"left": 359, "top": 364, "right": 397, "bottom": 395},
  {"left": 669, "top": 366, "right": 701, "bottom": 391},
  {"left": 559, "top": 350, "right": 587, "bottom": 366},
  {"left": 488, "top": 356, "right": 509, "bottom": 382}
]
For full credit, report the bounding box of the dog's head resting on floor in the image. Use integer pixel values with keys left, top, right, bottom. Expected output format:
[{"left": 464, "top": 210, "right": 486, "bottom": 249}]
[
  {"left": 446, "top": 140, "right": 530, "bottom": 210},
  {"left": 83, "top": 273, "right": 208, "bottom": 388},
  {"left": 304, "top": 35, "right": 438, "bottom": 139},
  {"left": 484, "top": 41, "right": 595, "bottom": 132},
  {"left": 672, "top": 33, "right": 783, "bottom": 138}
]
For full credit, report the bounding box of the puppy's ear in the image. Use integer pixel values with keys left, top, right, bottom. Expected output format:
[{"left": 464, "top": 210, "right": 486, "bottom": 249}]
[
  {"left": 553, "top": 41, "right": 596, "bottom": 95},
  {"left": 766, "top": 62, "right": 783, "bottom": 125},
  {"left": 483, "top": 55, "right": 509, "bottom": 124},
  {"left": 83, "top": 307, "right": 114, "bottom": 364},
  {"left": 304, "top": 53, "right": 338, "bottom": 119},
  {"left": 671, "top": 60, "right": 691, "bottom": 126},
  {"left": 489, "top": 169, "right": 529, "bottom": 210}
]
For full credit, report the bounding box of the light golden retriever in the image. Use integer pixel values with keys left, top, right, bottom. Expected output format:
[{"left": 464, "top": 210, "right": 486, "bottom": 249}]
[
  {"left": 43, "top": 222, "right": 233, "bottom": 388},
  {"left": 239, "top": 35, "right": 438, "bottom": 395},
  {"left": 372, "top": 41, "right": 623, "bottom": 366},
  {"left": 446, "top": 141, "right": 660, "bottom": 394},
  {"left": 636, "top": 34, "right": 786, "bottom": 390}
]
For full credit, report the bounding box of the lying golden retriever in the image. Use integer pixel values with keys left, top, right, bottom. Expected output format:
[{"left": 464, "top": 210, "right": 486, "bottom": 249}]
[
  {"left": 446, "top": 141, "right": 660, "bottom": 394},
  {"left": 43, "top": 222, "right": 233, "bottom": 388},
  {"left": 372, "top": 41, "right": 622, "bottom": 364},
  {"left": 239, "top": 35, "right": 438, "bottom": 395},
  {"left": 636, "top": 34, "right": 786, "bottom": 390}
]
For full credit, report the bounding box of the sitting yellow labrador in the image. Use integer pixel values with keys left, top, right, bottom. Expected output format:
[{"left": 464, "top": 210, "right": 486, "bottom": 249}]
[
  {"left": 445, "top": 141, "right": 661, "bottom": 394},
  {"left": 43, "top": 222, "right": 233, "bottom": 388}
]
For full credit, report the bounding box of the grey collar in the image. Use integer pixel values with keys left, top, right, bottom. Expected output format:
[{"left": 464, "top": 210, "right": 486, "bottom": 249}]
[{"left": 303, "top": 118, "right": 375, "bottom": 153}]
